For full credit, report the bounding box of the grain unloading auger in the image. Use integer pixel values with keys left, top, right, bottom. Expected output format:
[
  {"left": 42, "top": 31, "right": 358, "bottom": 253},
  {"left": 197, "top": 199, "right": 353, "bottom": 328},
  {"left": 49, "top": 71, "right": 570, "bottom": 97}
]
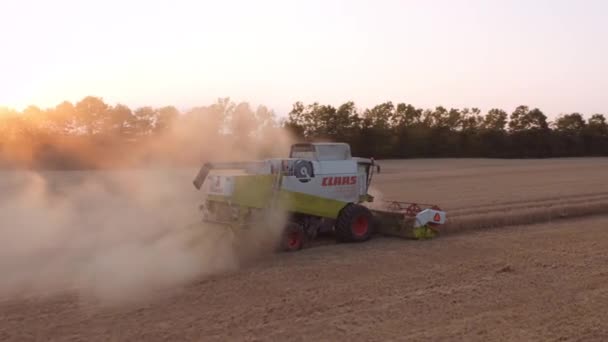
[{"left": 192, "top": 142, "right": 447, "bottom": 251}]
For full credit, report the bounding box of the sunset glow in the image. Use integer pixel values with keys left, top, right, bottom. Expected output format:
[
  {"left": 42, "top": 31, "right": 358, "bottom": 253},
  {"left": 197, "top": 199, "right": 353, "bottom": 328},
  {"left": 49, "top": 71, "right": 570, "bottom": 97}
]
[{"left": 1, "top": 0, "right": 607, "bottom": 117}]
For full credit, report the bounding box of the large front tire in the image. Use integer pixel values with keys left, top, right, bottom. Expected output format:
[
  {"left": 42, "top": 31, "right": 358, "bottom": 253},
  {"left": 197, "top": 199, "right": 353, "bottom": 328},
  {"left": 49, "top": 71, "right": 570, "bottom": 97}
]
[{"left": 335, "top": 204, "right": 374, "bottom": 243}]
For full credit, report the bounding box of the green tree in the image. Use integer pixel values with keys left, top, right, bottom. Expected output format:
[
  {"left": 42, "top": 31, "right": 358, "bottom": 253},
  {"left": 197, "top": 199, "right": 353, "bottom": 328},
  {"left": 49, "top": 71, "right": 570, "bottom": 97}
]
[
  {"left": 482, "top": 109, "right": 508, "bottom": 131},
  {"left": 359, "top": 102, "right": 396, "bottom": 157},
  {"left": 555, "top": 113, "right": 586, "bottom": 133},
  {"left": 527, "top": 108, "right": 549, "bottom": 130},
  {"left": 508, "top": 106, "right": 550, "bottom": 157},
  {"left": 155, "top": 106, "right": 179, "bottom": 134},
  {"left": 553, "top": 113, "right": 586, "bottom": 156},
  {"left": 460, "top": 108, "right": 483, "bottom": 132},
  {"left": 75, "top": 96, "right": 109, "bottom": 135},
  {"left": 22, "top": 105, "right": 47, "bottom": 132},
  {"left": 106, "top": 104, "right": 134, "bottom": 136},
  {"left": 588, "top": 114, "right": 608, "bottom": 135},
  {"left": 185, "top": 99, "right": 230, "bottom": 138},
  {"left": 132, "top": 107, "right": 157, "bottom": 136},
  {"left": 255, "top": 105, "right": 276, "bottom": 131},
  {"left": 210, "top": 97, "right": 233, "bottom": 134},
  {"left": 334, "top": 101, "right": 361, "bottom": 146},
  {"left": 392, "top": 103, "right": 422, "bottom": 127},
  {"left": 230, "top": 102, "right": 257, "bottom": 146},
  {"left": 509, "top": 106, "right": 548, "bottom": 131},
  {"left": 425, "top": 106, "right": 449, "bottom": 128},
  {"left": 508, "top": 105, "right": 529, "bottom": 131},
  {"left": 584, "top": 114, "right": 608, "bottom": 155},
  {"left": 286, "top": 102, "right": 307, "bottom": 139},
  {"left": 287, "top": 101, "right": 358, "bottom": 141},
  {"left": 363, "top": 102, "right": 394, "bottom": 130},
  {"left": 52, "top": 101, "right": 76, "bottom": 133},
  {"left": 391, "top": 103, "right": 429, "bottom": 158},
  {"left": 0, "top": 107, "right": 20, "bottom": 142}
]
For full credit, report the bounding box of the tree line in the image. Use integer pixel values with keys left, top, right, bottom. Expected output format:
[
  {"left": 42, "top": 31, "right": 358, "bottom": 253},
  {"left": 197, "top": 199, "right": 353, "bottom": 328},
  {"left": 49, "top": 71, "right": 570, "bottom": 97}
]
[
  {"left": 1, "top": 96, "right": 607, "bottom": 169},
  {"left": 0, "top": 96, "right": 286, "bottom": 169},
  {"left": 286, "top": 102, "right": 608, "bottom": 158}
]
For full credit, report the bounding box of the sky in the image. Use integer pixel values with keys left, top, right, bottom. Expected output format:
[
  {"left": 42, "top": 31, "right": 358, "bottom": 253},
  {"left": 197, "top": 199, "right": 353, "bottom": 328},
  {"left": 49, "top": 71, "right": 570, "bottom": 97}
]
[{"left": 1, "top": 0, "right": 607, "bottom": 119}]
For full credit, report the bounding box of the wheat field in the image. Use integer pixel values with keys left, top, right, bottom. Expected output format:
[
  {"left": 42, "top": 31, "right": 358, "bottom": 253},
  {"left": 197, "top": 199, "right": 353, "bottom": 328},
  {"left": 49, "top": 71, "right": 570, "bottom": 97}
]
[{"left": 1, "top": 158, "right": 608, "bottom": 341}]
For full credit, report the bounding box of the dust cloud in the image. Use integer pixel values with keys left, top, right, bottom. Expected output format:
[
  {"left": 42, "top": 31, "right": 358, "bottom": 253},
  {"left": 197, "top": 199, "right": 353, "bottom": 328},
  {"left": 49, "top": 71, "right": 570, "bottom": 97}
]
[
  {"left": 365, "top": 186, "right": 389, "bottom": 210},
  {"left": 0, "top": 114, "right": 296, "bottom": 306}
]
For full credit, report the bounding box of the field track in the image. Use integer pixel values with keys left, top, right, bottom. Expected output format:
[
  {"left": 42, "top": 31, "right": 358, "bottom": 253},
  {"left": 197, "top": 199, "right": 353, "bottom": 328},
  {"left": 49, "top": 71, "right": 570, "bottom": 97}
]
[{"left": 1, "top": 158, "right": 608, "bottom": 341}]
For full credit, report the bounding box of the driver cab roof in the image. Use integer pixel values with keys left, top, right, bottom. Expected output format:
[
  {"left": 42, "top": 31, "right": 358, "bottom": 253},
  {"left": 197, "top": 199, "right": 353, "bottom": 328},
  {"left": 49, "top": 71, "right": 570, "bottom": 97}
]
[{"left": 290, "top": 142, "right": 352, "bottom": 161}]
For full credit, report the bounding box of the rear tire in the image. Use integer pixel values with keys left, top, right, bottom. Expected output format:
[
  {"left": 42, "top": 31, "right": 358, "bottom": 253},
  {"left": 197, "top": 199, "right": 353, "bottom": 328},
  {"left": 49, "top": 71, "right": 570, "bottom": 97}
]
[
  {"left": 281, "top": 222, "right": 305, "bottom": 252},
  {"left": 335, "top": 204, "right": 374, "bottom": 242}
]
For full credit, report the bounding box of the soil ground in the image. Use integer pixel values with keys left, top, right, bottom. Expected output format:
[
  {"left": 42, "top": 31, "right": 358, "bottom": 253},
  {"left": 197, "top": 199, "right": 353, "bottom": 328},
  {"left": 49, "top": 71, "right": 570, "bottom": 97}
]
[{"left": 2, "top": 158, "right": 608, "bottom": 341}]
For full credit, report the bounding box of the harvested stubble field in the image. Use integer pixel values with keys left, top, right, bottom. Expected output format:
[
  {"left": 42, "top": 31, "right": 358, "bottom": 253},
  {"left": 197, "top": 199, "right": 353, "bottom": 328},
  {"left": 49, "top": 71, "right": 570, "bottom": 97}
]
[
  {"left": 2, "top": 158, "right": 608, "bottom": 341},
  {"left": 373, "top": 158, "right": 608, "bottom": 233}
]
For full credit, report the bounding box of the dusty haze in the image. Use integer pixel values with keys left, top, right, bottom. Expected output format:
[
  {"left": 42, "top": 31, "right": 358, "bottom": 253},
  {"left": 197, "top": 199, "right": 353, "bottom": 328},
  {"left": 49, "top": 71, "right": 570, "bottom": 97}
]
[{"left": 0, "top": 120, "right": 296, "bottom": 305}]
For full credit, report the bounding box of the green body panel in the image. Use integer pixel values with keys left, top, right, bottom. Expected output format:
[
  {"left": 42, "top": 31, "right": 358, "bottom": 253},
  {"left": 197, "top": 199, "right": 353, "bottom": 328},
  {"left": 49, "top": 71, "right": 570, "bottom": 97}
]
[
  {"left": 205, "top": 174, "right": 348, "bottom": 219},
  {"left": 206, "top": 175, "right": 275, "bottom": 209},
  {"left": 232, "top": 175, "right": 275, "bottom": 209},
  {"left": 276, "top": 190, "right": 346, "bottom": 218},
  {"left": 204, "top": 174, "right": 438, "bottom": 240}
]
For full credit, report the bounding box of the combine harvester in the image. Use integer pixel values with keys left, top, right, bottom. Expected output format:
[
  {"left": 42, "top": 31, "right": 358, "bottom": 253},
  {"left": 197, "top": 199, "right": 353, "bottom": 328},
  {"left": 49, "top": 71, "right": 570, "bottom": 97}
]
[{"left": 193, "top": 142, "right": 447, "bottom": 251}]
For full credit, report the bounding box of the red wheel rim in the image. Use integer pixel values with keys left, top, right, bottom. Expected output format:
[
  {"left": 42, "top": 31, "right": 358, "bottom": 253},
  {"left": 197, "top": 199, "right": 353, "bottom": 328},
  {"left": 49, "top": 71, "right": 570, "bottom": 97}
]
[
  {"left": 287, "top": 231, "right": 301, "bottom": 249},
  {"left": 352, "top": 215, "right": 369, "bottom": 237}
]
